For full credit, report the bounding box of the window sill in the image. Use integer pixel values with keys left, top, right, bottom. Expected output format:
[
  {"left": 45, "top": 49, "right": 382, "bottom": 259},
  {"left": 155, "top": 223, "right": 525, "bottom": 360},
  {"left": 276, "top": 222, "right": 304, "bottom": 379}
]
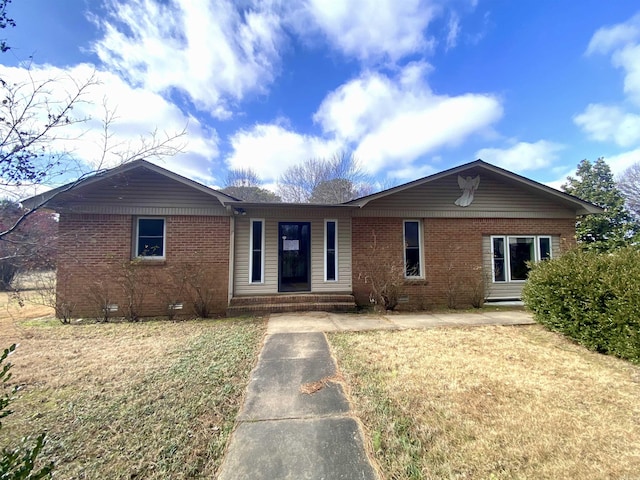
[
  {"left": 131, "top": 258, "right": 166, "bottom": 266},
  {"left": 404, "top": 277, "right": 427, "bottom": 284}
]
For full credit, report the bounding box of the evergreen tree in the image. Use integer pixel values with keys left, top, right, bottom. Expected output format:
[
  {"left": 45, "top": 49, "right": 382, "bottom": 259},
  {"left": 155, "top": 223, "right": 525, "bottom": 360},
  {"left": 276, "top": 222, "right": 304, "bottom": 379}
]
[{"left": 562, "top": 158, "right": 637, "bottom": 251}]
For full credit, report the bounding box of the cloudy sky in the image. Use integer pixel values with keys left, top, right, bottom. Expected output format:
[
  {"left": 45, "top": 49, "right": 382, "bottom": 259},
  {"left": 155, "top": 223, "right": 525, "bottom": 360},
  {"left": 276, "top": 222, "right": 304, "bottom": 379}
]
[{"left": 2, "top": 0, "right": 640, "bottom": 192}]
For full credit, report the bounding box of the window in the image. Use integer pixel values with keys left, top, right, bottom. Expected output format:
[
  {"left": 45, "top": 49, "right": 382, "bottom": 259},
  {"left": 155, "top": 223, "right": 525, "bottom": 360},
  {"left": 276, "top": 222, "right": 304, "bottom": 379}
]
[
  {"left": 491, "top": 235, "right": 553, "bottom": 282},
  {"left": 404, "top": 220, "right": 422, "bottom": 278},
  {"left": 136, "top": 218, "right": 165, "bottom": 259},
  {"left": 492, "top": 237, "right": 506, "bottom": 282},
  {"left": 250, "top": 219, "right": 264, "bottom": 283},
  {"left": 539, "top": 236, "right": 552, "bottom": 261},
  {"left": 325, "top": 220, "right": 337, "bottom": 281}
]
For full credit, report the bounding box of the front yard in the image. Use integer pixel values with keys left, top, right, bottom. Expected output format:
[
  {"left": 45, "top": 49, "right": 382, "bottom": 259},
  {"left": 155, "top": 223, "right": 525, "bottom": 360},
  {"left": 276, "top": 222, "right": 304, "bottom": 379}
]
[
  {"left": 4, "top": 288, "right": 640, "bottom": 479},
  {"left": 330, "top": 325, "right": 640, "bottom": 480},
  {"left": 0, "top": 293, "right": 266, "bottom": 479}
]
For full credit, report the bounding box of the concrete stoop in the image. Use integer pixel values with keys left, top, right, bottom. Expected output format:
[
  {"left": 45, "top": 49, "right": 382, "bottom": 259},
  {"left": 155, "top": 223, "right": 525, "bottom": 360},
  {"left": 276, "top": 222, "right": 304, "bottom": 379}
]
[{"left": 227, "top": 293, "right": 357, "bottom": 316}]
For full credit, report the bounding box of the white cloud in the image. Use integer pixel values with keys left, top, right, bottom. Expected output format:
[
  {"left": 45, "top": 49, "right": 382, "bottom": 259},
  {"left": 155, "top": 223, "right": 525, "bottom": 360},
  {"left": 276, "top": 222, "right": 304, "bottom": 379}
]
[
  {"left": 476, "top": 140, "right": 564, "bottom": 171},
  {"left": 544, "top": 173, "right": 572, "bottom": 192},
  {"left": 226, "top": 59, "right": 502, "bottom": 183},
  {"left": 314, "top": 63, "right": 503, "bottom": 174},
  {"left": 91, "top": 0, "right": 286, "bottom": 118},
  {"left": 577, "top": 13, "right": 640, "bottom": 146},
  {"left": 0, "top": 62, "right": 219, "bottom": 185},
  {"left": 612, "top": 43, "right": 640, "bottom": 105},
  {"left": 586, "top": 12, "right": 640, "bottom": 55},
  {"left": 389, "top": 163, "right": 438, "bottom": 183},
  {"left": 445, "top": 12, "right": 461, "bottom": 51},
  {"left": 289, "top": 0, "right": 438, "bottom": 62},
  {"left": 226, "top": 124, "right": 342, "bottom": 183},
  {"left": 574, "top": 104, "right": 640, "bottom": 147},
  {"left": 605, "top": 148, "right": 640, "bottom": 175}
]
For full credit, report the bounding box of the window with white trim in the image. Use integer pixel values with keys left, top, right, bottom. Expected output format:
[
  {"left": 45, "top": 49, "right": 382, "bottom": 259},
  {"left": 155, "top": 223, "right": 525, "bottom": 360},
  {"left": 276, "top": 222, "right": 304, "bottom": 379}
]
[
  {"left": 250, "top": 219, "right": 265, "bottom": 283},
  {"left": 404, "top": 220, "right": 423, "bottom": 278},
  {"left": 135, "top": 217, "right": 166, "bottom": 259},
  {"left": 325, "top": 220, "right": 337, "bottom": 281},
  {"left": 492, "top": 235, "right": 552, "bottom": 282}
]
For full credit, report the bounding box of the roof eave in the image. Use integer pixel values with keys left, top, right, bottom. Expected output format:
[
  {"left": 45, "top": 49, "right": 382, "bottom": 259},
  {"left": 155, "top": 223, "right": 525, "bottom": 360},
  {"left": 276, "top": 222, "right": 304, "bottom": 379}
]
[{"left": 20, "top": 159, "right": 240, "bottom": 209}]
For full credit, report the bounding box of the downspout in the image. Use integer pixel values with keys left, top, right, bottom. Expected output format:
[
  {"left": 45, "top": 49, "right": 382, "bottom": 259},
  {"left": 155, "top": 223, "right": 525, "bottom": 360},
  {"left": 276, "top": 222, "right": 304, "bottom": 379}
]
[{"left": 228, "top": 214, "right": 236, "bottom": 305}]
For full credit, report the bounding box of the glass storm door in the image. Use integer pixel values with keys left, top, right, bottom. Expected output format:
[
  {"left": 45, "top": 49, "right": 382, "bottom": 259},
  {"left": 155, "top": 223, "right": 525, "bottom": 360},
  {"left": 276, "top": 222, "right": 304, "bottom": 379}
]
[{"left": 278, "top": 222, "right": 311, "bottom": 292}]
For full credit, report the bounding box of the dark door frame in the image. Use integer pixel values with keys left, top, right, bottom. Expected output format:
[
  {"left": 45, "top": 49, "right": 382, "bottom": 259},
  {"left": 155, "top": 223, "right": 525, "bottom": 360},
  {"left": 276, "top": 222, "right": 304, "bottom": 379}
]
[{"left": 278, "top": 221, "right": 311, "bottom": 292}]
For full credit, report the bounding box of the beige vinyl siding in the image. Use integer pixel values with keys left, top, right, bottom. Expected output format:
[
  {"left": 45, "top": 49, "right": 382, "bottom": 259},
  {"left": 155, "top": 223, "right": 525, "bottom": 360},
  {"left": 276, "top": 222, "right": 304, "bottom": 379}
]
[
  {"left": 233, "top": 217, "right": 276, "bottom": 295},
  {"left": 483, "top": 235, "right": 560, "bottom": 300},
  {"left": 311, "top": 218, "right": 352, "bottom": 292},
  {"left": 49, "top": 169, "right": 227, "bottom": 216},
  {"left": 355, "top": 168, "right": 576, "bottom": 218},
  {"left": 233, "top": 215, "right": 352, "bottom": 296}
]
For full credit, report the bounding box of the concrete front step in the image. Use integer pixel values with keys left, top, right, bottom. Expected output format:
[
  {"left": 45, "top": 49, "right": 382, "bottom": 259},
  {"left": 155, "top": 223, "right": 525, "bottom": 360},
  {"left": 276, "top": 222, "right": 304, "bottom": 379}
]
[{"left": 227, "top": 294, "right": 357, "bottom": 316}]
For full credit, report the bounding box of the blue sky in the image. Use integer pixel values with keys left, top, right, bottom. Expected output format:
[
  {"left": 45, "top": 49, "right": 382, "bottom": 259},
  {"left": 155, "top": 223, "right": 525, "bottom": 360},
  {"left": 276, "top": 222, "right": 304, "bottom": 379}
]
[{"left": 2, "top": 0, "right": 640, "bottom": 194}]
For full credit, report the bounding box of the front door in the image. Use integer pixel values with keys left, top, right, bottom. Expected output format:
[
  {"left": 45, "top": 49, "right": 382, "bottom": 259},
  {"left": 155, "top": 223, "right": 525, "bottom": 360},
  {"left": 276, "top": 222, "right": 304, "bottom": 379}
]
[{"left": 278, "top": 222, "right": 311, "bottom": 292}]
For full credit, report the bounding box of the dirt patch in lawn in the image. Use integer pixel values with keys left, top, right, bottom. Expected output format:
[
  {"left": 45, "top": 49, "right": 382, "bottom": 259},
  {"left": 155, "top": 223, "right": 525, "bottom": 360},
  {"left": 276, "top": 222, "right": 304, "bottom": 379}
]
[
  {"left": 330, "top": 325, "right": 640, "bottom": 480},
  {"left": 0, "top": 290, "right": 266, "bottom": 479}
]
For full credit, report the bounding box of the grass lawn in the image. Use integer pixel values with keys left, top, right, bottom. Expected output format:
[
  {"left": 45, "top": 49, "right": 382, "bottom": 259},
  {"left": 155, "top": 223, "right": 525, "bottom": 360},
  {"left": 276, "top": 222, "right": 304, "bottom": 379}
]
[
  {"left": 0, "top": 291, "right": 266, "bottom": 479},
  {"left": 330, "top": 325, "right": 640, "bottom": 480}
]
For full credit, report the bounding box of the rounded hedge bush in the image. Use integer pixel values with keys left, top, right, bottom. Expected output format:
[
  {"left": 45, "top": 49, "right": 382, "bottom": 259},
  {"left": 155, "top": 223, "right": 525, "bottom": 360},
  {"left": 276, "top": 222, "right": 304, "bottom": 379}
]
[{"left": 522, "top": 246, "right": 640, "bottom": 364}]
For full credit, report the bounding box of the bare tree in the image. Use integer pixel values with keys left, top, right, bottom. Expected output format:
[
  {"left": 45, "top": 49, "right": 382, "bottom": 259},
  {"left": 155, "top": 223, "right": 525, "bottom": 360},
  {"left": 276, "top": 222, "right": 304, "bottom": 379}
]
[
  {"left": 225, "top": 167, "right": 261, "bottom": 188},
  {"left": 0, "top": 69, "right": 186, "bottom": 240},
  {"left": 277, "top": 151, "right": 374, "bottom": 203},
  {"left": 221, "top": 167, "right": 281, "bottom": 202},
  {"left": 310, "top": 178, "right": 358, "bottom": 204},
  {"left": 618, "top": 162, "right": 640, "bottom": 218},
  {"left": 0, "top": 0, "right": 15, "bottom": 53},
  {"left": 0, "top": 200, "right": 57, "bottom": 289}
]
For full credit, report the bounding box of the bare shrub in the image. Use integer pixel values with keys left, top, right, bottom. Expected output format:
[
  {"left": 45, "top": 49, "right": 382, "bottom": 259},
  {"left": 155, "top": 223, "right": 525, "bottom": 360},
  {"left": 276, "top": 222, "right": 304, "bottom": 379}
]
[
  {"left": 358, "top": 231, "right": 406, "bottom": 311},
  {"left": 154, "top": 263, "right": 191, "bottom": 320},
  {"left": 443, "top": 244, "right": 489, "bottom": 309},
  {"left": 25, "top": 270, "right": 75, "bottom": 324},
  {"left": 184, "top": 264, "right": 219, "bottom": 318},
  {"left": 117, "top": 259, "right": 147, "bottom": 322},
  {"left": 85, "top": 274, "right": 117, "bottom": 323}
]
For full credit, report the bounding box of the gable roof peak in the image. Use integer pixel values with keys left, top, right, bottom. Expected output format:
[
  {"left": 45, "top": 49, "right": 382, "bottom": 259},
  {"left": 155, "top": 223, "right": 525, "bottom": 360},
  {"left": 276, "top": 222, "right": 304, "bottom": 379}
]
[
  {"left": 345, "top": 159, "right": 602, "bottom": 215},
  {"left": 21, "top": 158, "right": 241, "bottom": 210}
]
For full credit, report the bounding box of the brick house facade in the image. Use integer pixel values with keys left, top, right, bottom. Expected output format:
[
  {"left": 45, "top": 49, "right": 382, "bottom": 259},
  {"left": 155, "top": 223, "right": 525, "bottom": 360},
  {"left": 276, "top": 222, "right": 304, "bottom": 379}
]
[
  {"left": 351, "top": 217, "right": 576, "bottom": 310},
  {"left": 24, "top": 159, "right": 601, "bottom": 318},
  {"left": 56, "top": 214, "right": 230, "bottom": 318}
]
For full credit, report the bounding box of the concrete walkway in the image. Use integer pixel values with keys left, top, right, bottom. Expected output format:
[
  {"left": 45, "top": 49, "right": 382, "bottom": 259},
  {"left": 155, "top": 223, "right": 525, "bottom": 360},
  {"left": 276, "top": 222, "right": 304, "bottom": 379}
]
[
  {"left": 217, "top": 331, "right": 379, "bottom": 480},
  {"left": 217, "top": 308, "right": 534, "bottom": 479},
  {"left": 267, "top": 308, "right": 535, "bottom": 334}
]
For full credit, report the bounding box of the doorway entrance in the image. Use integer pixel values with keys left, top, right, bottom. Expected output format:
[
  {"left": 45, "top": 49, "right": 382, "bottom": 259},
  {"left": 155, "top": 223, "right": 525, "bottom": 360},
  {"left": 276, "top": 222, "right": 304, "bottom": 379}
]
[{"left": 278, "top": 222, "right": 311, "bottom": 292}]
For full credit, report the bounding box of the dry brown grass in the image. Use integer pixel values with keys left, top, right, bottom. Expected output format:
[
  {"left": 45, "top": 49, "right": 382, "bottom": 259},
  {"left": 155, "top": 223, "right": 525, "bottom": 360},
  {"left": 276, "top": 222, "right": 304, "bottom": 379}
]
[
  {"left": 330, "top": 325, "right": 640, "bottom": 480},
  {"left": 0, "top": 290, "right": 266, "bottom": 479}
]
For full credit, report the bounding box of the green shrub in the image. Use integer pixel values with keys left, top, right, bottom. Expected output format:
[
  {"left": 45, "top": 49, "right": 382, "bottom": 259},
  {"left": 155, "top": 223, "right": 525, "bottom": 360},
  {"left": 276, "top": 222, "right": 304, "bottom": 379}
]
[
  {"left": 1, "top": 344, "right": 54, "bottom": 479},
  {"left": 523, "top": 247, "right": 640, "bottom": 364}
]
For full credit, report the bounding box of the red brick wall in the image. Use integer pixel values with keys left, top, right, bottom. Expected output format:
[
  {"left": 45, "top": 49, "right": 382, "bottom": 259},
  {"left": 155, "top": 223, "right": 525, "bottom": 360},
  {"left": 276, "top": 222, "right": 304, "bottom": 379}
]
[
  {"left": 57, "top": 214, "right": 230, "bottom": 319},
  {"left": 352, "top": 217, "right": 576, "bottom": 310}
]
